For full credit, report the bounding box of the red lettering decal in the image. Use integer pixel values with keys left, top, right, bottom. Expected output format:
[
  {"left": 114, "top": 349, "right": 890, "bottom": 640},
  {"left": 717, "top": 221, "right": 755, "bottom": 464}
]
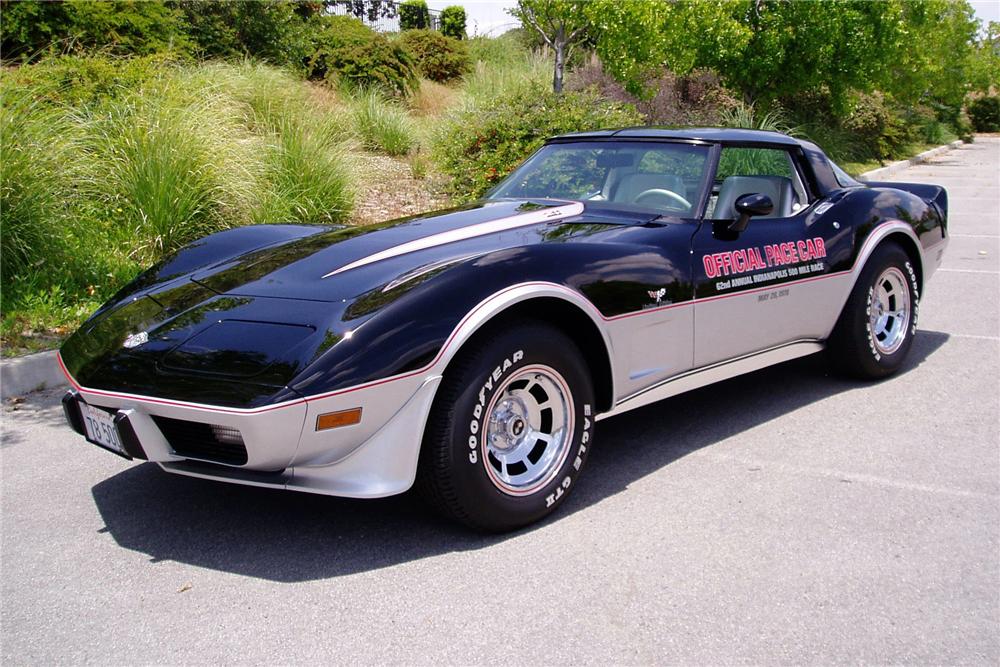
[
  {"left": 815, "top": 237, "right": 826, "bottom": 258},
  {"left": 720, "top": 252, "right": 733, "bottom": 275},
  {"left": 765, "top": 245, "right": 777, "bottom": 266},
  {"left": 733, "top": 249, "right": 746, "bottom": 273},
  {"left": 784, "top": 242, "right": 798, "bottom": 263},
  {"left": 797, "top": 240, "right": 809, "bottom": 261},
  {"left": 703, "top": 254, "right": 718, "bottom": 279}
]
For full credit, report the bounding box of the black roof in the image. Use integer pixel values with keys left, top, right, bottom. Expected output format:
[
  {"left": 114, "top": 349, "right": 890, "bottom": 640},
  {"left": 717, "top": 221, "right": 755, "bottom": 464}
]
[{"left": 550, "top": 127, "right": 802, "bottom": 146}]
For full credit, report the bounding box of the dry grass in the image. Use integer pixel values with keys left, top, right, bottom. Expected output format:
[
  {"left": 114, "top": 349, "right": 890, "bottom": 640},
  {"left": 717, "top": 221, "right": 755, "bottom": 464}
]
[{"left": 408, "top": 79, "right": 459, "bottom": 117}]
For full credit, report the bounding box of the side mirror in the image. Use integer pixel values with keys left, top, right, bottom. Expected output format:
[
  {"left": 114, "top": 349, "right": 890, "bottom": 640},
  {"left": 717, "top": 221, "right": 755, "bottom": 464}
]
[{"left": 730, "top": 193, "right": 774, "bottom": 232}]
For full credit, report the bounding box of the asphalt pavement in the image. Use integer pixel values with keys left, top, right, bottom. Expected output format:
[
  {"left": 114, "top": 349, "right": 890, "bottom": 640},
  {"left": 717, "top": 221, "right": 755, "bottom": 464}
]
[{"left": 2, "top": 138, "right": 998, "bottom": 665}]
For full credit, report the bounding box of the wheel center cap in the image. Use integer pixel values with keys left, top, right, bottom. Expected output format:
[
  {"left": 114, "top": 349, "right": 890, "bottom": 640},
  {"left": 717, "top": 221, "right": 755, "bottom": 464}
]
[{"left": 511, "top": 419, "right": 525, "bottom": 437}]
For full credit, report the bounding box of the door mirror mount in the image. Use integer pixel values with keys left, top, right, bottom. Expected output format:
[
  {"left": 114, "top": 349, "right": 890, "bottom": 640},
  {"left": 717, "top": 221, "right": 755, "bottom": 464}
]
[{"left": 729, "top": 193, "right": 774, "bottom": 232}]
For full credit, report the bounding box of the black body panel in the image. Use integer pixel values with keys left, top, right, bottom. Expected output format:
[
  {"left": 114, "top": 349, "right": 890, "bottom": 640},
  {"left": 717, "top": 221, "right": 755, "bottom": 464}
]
[{"left": 61, "top": 129, "right": 947, "bottom": 408}]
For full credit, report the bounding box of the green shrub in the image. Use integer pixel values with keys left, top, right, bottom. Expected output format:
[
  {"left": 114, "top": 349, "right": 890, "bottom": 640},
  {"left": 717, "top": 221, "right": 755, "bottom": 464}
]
[
  {"left": 178, "top": 0, "right": 312, "bottom": 67},
  {"left": 968, "top": 96, "right": 1000, "bottom": 132},
  {"left": 433, "top": 89, "right": 643, "bottom": 200},
  {"left": 352, "top": 89, "right": 416, "bottom": 156},
  {"left": 841, "top": 91, "right": 911, "bottom": 161},
  {"left": 0, "top": 53, "right": 172, "bottom": 109},
  {"left": 441, "top": 6, "right": 467, "bottom": 40},
  {"left": 398, "top": 29, "right": 470, "bottom": 83},
  {"left": 307, "top": 16, "right": 417, "bottom": 96},
  {"left": 0, "top": 0, "right": 190, "bottom": 62},
  {"left": 399, "top": 0, "right": 430, "bottom": 31}
]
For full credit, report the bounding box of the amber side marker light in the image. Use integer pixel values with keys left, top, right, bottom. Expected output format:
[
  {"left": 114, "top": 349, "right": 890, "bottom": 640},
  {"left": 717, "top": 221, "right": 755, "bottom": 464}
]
[{"left": 316, "top": 408, "right": 363, "bottom": 431}]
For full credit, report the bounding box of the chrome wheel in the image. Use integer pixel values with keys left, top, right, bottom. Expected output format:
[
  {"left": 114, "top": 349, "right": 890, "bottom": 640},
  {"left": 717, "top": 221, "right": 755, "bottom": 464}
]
[
  {"left": 483, "top": 365, "right": 574, "bottom": 495},
  {"left": 869, "top": 267, "right": 911, "bottom": 355}
]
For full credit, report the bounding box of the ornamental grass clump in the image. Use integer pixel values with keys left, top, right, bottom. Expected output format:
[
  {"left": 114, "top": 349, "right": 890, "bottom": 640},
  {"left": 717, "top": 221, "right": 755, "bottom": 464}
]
[
  {"left": 0, "top": 89, "right": 77, "bottom": 285},
  {"left": 352, "top": 88, "right": 417, "bottom": 157}
]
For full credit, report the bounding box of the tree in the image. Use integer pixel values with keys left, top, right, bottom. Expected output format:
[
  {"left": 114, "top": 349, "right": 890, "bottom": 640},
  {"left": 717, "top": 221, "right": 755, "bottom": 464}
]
[
  {"left": 509, "top": 0, "right": 588, "bottom": 93},
  {"left": 441, "top": 5, "right": 467, "bottom": 40},
  {"left": 399, "top": 0, "right": 430, "bottom": 30},
  {"left": 584, "top": 0, "right": 749, "bottom": 98},
  {"left": 885, "top": 0, "right": 981, "bottom": 109},
  {"left": 968, "top": 21, "right": 1000, "bottom": 93}
]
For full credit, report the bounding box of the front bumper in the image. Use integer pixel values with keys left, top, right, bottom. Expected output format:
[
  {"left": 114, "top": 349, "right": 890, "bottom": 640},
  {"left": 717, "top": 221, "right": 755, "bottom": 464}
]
[{"left": 61, "top": 357, "right": 442, "bottom": 498}]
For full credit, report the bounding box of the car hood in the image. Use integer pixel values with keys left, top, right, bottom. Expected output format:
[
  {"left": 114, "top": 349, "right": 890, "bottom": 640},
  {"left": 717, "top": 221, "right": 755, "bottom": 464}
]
[
  {"left": 189, "top": 199, "right": 652, "bottom": 302},
  {"left": 61, "top": 199, "right": 662, "bottom": 405}
]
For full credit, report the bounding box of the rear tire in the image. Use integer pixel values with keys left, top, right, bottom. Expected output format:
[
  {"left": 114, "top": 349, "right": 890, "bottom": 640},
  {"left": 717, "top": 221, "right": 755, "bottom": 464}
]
[
  {"left": 417, "top": 322, "right": 595, "bottom": 532},
  {"left": 828, "top": 243, "right": 919, "bottom": 379}
]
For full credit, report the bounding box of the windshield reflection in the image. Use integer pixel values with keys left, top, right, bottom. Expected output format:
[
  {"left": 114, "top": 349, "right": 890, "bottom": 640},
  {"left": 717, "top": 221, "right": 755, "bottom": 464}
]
[{"left": 488, "top": 141, "right": 711, "bottom": 217}]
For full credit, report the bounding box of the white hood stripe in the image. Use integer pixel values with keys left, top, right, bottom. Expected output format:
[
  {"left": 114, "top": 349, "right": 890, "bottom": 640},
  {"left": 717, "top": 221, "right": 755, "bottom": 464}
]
[{"left": 321, "top": 202, "right": 585, "bottom": 278}]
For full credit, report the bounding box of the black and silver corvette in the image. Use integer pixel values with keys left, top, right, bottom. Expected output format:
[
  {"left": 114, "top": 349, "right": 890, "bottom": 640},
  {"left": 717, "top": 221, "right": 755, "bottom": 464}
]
[{"left": 60, "top": 128, "right": 948, "bottom": 531}]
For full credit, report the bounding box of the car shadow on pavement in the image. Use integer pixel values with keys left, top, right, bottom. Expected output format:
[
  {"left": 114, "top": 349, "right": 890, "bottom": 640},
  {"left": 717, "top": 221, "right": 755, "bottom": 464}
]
[{"left": 90, "top": 330, "right": 949, "bottom": 582}]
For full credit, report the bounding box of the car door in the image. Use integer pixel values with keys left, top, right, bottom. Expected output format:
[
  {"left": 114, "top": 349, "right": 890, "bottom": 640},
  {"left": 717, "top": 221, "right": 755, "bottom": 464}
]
[{"left": 691, "top": 145, "right": 847, "bottom": 367}]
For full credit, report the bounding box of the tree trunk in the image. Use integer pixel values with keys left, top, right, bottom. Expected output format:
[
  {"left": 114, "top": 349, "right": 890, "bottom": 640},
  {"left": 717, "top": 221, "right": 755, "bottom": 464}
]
[
  {"left": 553, "top": 41, "right": 566, "bottom": 93},
  {"left": 553, "top": 27, "right": 565, "bottom": 94}
]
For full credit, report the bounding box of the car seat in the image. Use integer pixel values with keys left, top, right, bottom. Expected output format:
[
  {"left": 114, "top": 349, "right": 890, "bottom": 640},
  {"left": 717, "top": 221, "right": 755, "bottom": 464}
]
[
  {"left": 714, "top": 175, "right": 794, "bottom": 219},
  {"left": 615, "top": 172, "right": 687, "bottom": 204}
]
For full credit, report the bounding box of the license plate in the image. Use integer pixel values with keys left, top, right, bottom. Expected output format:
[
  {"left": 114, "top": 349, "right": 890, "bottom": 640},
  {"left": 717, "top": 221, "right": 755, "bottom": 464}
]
[{"left": 81, "top": 403, "right": 126, "bottom": 457}]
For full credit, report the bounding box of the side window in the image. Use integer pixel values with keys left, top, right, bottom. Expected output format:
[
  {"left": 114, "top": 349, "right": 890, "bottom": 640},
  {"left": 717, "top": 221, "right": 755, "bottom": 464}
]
[{"left": 709, "top": 147, "right": 810, "bottom": 219}]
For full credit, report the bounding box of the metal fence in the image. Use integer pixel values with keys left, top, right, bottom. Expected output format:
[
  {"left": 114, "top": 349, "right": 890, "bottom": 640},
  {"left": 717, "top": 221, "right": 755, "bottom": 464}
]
[{"left": 325, "top": 1, "right": 442, "bottom": 33}]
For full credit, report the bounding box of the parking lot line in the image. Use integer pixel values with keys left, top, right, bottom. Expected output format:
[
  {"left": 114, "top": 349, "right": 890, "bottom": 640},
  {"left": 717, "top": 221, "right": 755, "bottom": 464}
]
[{"left": 936, "top": 267, "right": 999, "bottom": 274}]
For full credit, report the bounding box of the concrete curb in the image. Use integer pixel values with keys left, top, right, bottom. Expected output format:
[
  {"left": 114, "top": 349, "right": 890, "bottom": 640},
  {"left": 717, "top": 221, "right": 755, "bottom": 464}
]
[
  {"left": 859, "top": 139, "right": 964, "bottom": 182},
  {"left": 1, "top": 350, "right": 66, "bottom": 400}
]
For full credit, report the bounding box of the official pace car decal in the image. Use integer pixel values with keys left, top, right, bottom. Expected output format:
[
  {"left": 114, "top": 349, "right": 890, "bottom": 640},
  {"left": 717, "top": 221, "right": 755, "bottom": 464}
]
[{"left": 703, "top": 237, "right": 828, "bottom": 292}]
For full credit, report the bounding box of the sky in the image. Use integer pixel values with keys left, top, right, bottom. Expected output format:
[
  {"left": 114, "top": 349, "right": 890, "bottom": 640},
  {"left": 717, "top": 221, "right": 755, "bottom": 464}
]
[
  {"left": 429, "top": 1, "right": 1000, "bottom": 37},
  {"left": 426, "top": 0, "right": 518, "bottom": 37}
]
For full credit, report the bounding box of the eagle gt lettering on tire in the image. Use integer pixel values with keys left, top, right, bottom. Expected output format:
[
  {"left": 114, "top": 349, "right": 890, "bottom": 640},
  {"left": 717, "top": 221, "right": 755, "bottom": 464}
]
[{"left": 417, "top": 321, "right": 595, "bottom": 532}]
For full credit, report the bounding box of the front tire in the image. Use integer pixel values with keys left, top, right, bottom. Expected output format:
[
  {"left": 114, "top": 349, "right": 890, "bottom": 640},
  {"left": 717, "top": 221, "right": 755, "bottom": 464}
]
[
  {"left": 828, "top": 243, "right": 919, "bottom": 379},
  {"left": 417, "top": 322, "right": 595, "bottom": 532}
]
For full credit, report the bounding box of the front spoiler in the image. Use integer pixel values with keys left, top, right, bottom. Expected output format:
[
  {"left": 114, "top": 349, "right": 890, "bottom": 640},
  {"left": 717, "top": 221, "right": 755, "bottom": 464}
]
[
  {"left": 61, "top": 351, "right": 442, "bottom": 498},
  {"left": 158, "top": 376, "right": 441, "bottom": 498}
]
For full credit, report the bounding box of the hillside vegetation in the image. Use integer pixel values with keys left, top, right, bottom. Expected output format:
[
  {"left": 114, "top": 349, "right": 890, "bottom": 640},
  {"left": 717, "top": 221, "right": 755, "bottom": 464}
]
[{"left": 2, "top": 1, "right": 997, "bottom": 356}]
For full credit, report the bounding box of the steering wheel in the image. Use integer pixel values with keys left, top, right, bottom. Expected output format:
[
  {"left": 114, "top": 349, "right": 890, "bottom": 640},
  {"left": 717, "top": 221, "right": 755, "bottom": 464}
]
[{"left": 633, "top": 188, "right": 692, "bottom": 212}]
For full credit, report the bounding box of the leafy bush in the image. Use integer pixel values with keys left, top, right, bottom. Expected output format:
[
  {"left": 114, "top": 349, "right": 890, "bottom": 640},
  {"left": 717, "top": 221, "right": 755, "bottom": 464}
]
[
  {"left": 841, "top": 91, "right": 911, "bottom": 161},
  {"left": 0, "top": 53, "right": 171, "bottom": 109},
  {"left": 307, "top": 16, "right": 417, "bottom": 96},
  {"left": 441, "top": 6, "right": 467, "bottom": 40},
  {"left": 968, "top": 96, "right": 1000, "bottom": 132},
  {"left": 433, "top": 89, "right": 643, "bottom": 200},
  {"left": 399, "top": 0, "right": 431, "bottom": 31},
  {"left": 178, "top": 0, "right": 313, "bottom": 67},
  {"left": 0, "top": 0, "right": 190, "bottom": 62},
  {"left": 397, "top": 29, "right": 470, "bottom": 83},
  {"left": 352, "top": 89, "right": 416, "bottom": 157}
]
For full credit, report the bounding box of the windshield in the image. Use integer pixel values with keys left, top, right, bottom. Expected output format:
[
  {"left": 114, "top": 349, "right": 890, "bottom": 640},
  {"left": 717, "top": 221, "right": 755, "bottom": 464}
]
[{"left": 488, "top": 140, "right": 712, "bottom": 217}]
